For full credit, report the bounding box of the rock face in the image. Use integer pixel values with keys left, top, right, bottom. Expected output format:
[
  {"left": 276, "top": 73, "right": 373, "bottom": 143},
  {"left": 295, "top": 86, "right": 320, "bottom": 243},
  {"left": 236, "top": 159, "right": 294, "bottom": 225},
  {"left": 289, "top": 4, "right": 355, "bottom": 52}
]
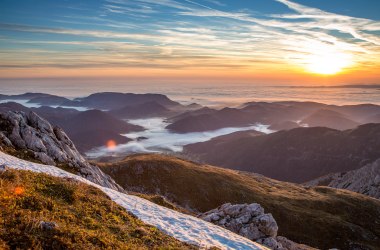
[
  {"left": 199, "top": 203, "right": 313, "bottom": 250},
  {"left": 0, "top": 110, "right": 123, "bottom": 191},
  {"left": 306, "top": 159, "right": 380, "bottom": 199}
]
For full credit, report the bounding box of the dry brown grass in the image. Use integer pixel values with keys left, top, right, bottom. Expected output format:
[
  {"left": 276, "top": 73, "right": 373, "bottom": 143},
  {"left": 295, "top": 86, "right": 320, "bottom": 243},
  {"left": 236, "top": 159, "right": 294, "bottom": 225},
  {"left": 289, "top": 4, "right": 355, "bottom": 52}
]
[
  {"left": 0, "top": 169, "right": 196, "bottom": 250},
  {"left": 99, "top": 154, "right": 380, "bottom": 250}
]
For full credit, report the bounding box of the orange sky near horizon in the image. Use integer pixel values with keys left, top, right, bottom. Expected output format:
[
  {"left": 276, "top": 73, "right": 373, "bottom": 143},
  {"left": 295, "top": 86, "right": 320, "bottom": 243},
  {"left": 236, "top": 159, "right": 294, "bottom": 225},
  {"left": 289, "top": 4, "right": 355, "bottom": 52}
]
[
  {"left": 1, "top": 64, "right": 379, "bottom": 85},
  {"left": 1, "top": 0, "right": 379, "bottom": 85}
]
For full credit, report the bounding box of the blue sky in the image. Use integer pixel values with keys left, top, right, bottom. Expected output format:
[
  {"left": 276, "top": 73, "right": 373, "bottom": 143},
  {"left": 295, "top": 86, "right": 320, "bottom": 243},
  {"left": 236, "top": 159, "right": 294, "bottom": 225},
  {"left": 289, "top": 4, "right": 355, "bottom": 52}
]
[{"left": 0, "top": 0, "right": 379, "bottom": 83}]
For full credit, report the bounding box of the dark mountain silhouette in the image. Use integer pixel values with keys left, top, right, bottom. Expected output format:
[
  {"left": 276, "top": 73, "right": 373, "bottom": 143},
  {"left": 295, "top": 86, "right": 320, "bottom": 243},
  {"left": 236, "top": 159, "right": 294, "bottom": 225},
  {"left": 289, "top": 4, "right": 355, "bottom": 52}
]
[
  {"left": 363, "top": 113, "right": 380, "bottom": 123},
  {"left": 301, "top": 109, "right": 359, "bottom": 130},
  {"left": 68, "top": 92, "right": 181, "bottom": 110},
  {"left": 28, "top": 95, "right": 71, "bottom": 106},
  {"left": 269, "top": 121, "right": 300, "bottom": 130},
  {"left": 166, "top": 102, "right": 380, "bottom": 133},
  {"left": 57, "top": 110, "right": 143, "bottom": 152},
  {"left": 166, "top": 107, "right": 251, "bottom": 133},
  {"left": 109, "top": 101, "right": 170, "bottom": 119},
  {"left": 31, "top": 106, "right": 80, "bottom": 124},
  {"left": 167, "top": 102, "right": 322, "bottom": 133},
  {"left": 332, "top": 104, "right": 380, "bottom": 122},
  {"left": 0, "top": 92, "right": 53, "bottom": 100},
  {"left": 184, "top": 124, "right": 380, "bottom": 183},
  {"left": 167, "top": 107, "right": 216, "bottom": 123}
]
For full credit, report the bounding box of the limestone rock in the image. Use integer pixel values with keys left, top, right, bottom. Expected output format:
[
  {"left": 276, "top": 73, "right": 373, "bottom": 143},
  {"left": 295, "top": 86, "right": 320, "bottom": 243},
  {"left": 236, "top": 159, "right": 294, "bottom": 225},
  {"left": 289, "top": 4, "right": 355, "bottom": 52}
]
[
  {"left": 200, "top": 203, "right": 315, "bottom": 250},
  {"left": 0, "top": 110, "right": 123, "bottom": 192},
  {"left": 199, "top": 203, "right": 278, "bottom": 248}
]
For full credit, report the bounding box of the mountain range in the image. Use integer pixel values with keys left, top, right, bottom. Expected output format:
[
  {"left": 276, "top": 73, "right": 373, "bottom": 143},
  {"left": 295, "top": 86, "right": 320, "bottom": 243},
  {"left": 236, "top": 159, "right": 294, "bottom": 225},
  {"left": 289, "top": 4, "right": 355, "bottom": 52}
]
[
  {"left": 0, "top": 93, "right": 380, "bottom": 249},
  {"left": 168, "top": 101, "right": 380, "bottom": 133},
  {"left": 184, "top": 124, "right": 380, "bottom": 183}
]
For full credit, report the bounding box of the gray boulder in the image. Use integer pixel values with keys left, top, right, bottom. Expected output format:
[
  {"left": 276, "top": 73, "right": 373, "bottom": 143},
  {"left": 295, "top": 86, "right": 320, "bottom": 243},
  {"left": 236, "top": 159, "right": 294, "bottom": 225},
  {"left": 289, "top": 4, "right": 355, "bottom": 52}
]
[
  {"left": 0, "top": 110, "right": 123, "bottom": 191},
  {"left": 200, "top": 203, "right": 315, "bottom": 250}
]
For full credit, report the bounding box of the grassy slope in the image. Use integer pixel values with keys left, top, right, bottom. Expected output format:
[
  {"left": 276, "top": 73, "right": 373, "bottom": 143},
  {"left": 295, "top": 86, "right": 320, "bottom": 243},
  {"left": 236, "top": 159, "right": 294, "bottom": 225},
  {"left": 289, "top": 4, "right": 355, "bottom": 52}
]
[
  {"left": 0, "top": 169, "right": 196, "bottom": 250},
  {"left": 99, "top": 154, "right": 380, "bottom": 250}
]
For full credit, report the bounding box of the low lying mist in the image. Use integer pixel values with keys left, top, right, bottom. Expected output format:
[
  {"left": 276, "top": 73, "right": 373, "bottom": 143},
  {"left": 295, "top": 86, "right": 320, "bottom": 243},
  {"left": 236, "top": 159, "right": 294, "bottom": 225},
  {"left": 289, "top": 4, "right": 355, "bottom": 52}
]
[{"left": 86, "top": 117, "right": 274, "bottom": 159}]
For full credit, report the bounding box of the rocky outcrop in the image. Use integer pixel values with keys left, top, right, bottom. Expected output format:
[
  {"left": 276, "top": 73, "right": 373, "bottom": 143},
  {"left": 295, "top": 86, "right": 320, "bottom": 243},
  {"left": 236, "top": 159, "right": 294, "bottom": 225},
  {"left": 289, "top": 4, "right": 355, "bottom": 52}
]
[
  {"left": 199, "top": 203, "right": 314, "bottom": 250},
  {"left": 0, "top": 110, "right": 123, "bottom": 191},
  {"left": 306, "top": 159, "right": 380, "bottom": 199}
]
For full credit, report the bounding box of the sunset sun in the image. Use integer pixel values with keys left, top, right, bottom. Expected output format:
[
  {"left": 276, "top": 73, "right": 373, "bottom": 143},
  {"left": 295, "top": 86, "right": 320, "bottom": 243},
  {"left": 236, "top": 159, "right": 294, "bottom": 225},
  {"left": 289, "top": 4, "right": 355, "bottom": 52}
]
[{"left": 303, "top": 44, "right": 353, "bottom": 75}]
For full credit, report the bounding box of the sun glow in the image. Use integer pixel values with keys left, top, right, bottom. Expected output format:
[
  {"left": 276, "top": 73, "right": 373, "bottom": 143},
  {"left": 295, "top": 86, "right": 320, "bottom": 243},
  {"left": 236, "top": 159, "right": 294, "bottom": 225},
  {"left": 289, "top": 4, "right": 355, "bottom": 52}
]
[{"left": 300, "top": 42, "right": 354, "bottom": 75}]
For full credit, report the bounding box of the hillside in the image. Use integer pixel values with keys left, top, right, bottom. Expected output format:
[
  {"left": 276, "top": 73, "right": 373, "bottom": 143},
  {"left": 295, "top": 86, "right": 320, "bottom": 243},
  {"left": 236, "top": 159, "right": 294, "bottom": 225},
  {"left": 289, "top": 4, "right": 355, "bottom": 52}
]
[
  {"left": 57, "top": 110, "right": 143, "bottom": 152},
  {"left": 184, "top": 124, "right": 380, "bottom": 183},
  {"left": 0, "top": 169, "right": 195, "bottom": 249},
  {"left": 28, "top": 95, "right": 71, "bottom": 106},
  {"left": 71, "top": 92, "right": 181, "bottom": 110},
  {"left": 306, "top": 159, "right": 380, "bottom": 199},
  {"left": 99, "top": 154, "right": 380, "bottom": 250},
  {"left": 109, "top": 101, "right": 170, "bottom": 119},
  {"left": 0, "top": 151, "right": 267, "bottom": 250},
  {"left": 301, "top": 109, "right": 359, "bottom": 130}
]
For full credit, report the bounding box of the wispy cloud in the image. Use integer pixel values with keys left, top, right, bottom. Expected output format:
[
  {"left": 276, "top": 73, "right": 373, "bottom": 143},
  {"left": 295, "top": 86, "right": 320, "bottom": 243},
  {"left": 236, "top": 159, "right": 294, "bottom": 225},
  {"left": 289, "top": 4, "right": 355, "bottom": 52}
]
[{"left": 0, "top": 0, "right": 379, "bottom": 76}]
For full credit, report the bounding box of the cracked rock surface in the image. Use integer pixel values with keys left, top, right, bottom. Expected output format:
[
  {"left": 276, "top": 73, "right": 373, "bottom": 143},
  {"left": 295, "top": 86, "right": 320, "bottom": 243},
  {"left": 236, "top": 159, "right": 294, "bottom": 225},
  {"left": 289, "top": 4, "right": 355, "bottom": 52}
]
[
  {"left": 200, "top": 203, "right": 315, "bottom": 250},
  {"left": 0, "top": 110, "right": 123, "bottom": 191}
]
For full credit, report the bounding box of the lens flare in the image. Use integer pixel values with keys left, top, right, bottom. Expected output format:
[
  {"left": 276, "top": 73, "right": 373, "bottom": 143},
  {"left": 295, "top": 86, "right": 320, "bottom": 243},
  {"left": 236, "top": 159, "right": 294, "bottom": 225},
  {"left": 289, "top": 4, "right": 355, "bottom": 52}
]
[
  {"left": 14, "top": 186, "right": 24, "bottom": 195},
  {"left": 106, "top": 140, "right": 117, "bottom": 150}
]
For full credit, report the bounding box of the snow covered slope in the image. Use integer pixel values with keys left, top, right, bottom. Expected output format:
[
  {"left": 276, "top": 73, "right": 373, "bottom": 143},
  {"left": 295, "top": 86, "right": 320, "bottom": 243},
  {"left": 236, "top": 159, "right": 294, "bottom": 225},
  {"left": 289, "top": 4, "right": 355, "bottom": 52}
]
[{"left": 0, "top": 151, "right": 266, "bottom": 250}]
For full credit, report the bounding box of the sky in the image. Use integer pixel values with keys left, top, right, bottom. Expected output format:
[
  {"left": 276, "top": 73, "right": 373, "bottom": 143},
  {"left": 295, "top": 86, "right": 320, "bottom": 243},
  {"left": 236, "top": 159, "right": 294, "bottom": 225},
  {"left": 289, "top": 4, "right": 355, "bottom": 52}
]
[{"left": 0, "top": 0, "right": 379, "bottom": 85}]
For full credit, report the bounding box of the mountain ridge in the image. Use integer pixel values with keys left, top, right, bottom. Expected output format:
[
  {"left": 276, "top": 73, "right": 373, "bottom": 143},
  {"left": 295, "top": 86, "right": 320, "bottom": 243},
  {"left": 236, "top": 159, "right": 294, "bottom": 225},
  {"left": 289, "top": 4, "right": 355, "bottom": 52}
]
[{"left": 184, "top": 123, "right": 380, "bottom": 183}]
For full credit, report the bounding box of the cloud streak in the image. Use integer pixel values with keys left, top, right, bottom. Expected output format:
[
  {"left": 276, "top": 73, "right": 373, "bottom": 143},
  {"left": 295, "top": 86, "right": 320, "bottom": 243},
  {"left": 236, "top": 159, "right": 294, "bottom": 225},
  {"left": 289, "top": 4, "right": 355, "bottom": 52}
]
[{"left": 0, "top": 0, "right": 379, "bottom": 78}]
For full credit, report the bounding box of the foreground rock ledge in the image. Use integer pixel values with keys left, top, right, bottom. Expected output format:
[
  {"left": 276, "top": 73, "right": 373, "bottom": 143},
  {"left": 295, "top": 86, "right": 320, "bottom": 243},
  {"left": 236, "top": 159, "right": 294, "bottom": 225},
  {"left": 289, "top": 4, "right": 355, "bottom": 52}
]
[
  {"left": 199, "top": 203, "right": 316, "bottom": 250},
  {"left": 0, "top": 110, "right": 122, "bottom": 191}
]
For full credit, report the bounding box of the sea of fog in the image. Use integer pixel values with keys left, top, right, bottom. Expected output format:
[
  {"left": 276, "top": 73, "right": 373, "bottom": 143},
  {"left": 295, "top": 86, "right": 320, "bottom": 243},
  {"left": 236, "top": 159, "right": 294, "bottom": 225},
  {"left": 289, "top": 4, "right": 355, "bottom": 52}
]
[
  {"left": 0, "top": 98, "right": 275, "bottom": 158},
  {"left": 86, "top": 117, "right": 274, "bottom": 158},
  {"left": 2, "top": 82, "right": 380, "bottom": 158},
  {"left": 1, "top": 81, "right": 380, "bottom": 107},
  {"left": 0, "top": 99, "right": 89, "bottom": 111}
]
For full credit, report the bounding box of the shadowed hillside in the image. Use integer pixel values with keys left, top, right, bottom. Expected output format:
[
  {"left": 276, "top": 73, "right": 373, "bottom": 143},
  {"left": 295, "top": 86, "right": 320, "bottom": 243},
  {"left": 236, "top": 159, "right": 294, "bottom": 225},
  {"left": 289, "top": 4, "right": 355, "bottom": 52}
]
[{"left": 184, "top": 124, "right": 380, "bottom": 183}]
